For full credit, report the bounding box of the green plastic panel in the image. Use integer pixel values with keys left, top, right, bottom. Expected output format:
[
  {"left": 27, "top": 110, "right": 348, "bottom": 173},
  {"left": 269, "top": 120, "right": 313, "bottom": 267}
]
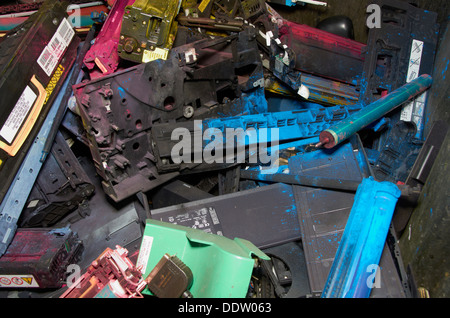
[{"left": 137, "top": 219, "right": 270, "bottom": 298}]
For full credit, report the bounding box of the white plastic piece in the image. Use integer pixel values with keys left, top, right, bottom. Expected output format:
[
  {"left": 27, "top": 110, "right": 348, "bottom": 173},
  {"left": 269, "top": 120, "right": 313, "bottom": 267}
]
[{"left": 298, "top": 84, "right": 310, "bottom": 100}]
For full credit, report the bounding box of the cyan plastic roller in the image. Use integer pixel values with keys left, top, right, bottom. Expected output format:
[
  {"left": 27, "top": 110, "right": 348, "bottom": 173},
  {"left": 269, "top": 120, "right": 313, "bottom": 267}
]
[{"left": 321, "top": 177, "right": 401, "bottom": 298}]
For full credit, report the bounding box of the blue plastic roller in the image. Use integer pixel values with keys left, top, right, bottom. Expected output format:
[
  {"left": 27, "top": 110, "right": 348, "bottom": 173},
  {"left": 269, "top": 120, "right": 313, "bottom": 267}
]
[{"left": 321, "top": 176, "right": 401, "bottom": 298}]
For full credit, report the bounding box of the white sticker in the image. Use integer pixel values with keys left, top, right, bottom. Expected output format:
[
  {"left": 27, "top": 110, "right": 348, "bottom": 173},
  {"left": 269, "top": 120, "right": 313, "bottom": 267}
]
[
  {"left": 0, "top": 86, "right": 37, "bottom": 144},
  {"left": 266, "top": 31, "right": 273, "bottom": 47},
  {"left": 136, "top": 235, "right": 154, "bottom": 274},
  {"left": 401, "top": 39, "right": 424, "bottom": 122},
  {"left": 406, "top": 40, "right": 424, "bottom": 83},
  {"left": 37, "top": 18, "right": 75, "bottom": 76},
  {"left": 401, "top": 101, "right": 414, "bottom": 122},
  {"left": 27, "top": 199, "right": 40, "bottom": 209},
  {"left": 0, "top": 275, "right": 40, "bottom": 288}
]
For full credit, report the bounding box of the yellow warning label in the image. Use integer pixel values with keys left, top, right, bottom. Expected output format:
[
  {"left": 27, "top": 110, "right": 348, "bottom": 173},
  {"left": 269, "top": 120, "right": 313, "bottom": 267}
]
[
  {"left": 44, "top": 64, "right": 65, "bottom": 105},
  {"left": 0, "top": 275, "right": 39, "bottom": 287},
  {"left": 198, "top": 0, "right": 211, "bottom": 13}
]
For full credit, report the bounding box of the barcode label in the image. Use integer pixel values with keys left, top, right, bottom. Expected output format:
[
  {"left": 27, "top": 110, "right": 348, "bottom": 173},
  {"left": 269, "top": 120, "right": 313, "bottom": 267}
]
[
  {"left": 57, "top": 17, "right": 74, "bottom": 45},
  {"left": 0, "top": 86, "right": 37, "bottom": 144},
  {"left": 401, "top": 39, "right": 424, "bottom": 122},
  {"left": 37, "top": 18, "right": 74, "bottom": 76},
  {"left": 38, "top": 47, "right": 57, "bottom": 76},
  {"left": 136, "top": 235, "right": 154, "bottom": 274}
]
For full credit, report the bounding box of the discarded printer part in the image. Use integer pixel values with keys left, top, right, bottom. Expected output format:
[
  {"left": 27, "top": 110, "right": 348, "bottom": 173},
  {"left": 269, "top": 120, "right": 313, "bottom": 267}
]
[
  {"left": 264, "top": 73, "right": 360, "bottom": 107},
  {"left": 262, "top": 43, "right": 307, "bottom": 99},
  {"left": 0, "top": 1, "right": 109, "bottom": 36},
  {"left": 359, "top": 0, "right": 439, "bottom": 108},
  {"left": 403, "top": 120, "right": 449, "bottom": 190},
  {"left": 74, "top": 29, "right": 266, "bottom": 202},
  {"left": 61, "top": 106, "right": 90, "bottom": 147},
  {"left": 252, "top": 11, "right": 307, "bottom": 98},
  {"left": 371, "top": 120, "right": 422, "bottom": 183},
  {"left": 150, "top": 183, "right": 301, "bottom": 249},
  {"left": 240, "top": 134, "right": 373, "bottom": 192},
  {"left": 150, "top": 104, "right": 362, "bottom": 173},
  {"left": 183, "top": 0, "right": 301, "bottom": 98},
  {"left": 321, "top": 177, "right": 401, "bottom": 298},
  {"left": 179, "top": 0, "right": 240, "bottom": 26},
  {"left": 0, "top": 0, "right": 79, "bottom": 205},
  {"left": 183, "top": 0, "right": 266, "bottom": 21},
  {"left": 83, "top": 0, "right": 136, "bottom": 79},
  {"left": 167, "top": 28, "right": 266, "bottom": 108},
  {"left": 176, "top": 14, "right": 245, "bottom": 33},
  {"left": 357, "top": 0, "right": 438, "bottom": 143},
  {"left": 288, "top": 137, "right": 408, "bottom": 297},
  {"left": 64, "top": 154, "right": 145, "bottom": 269},
  {"left": 60, "top": 245, "right": 147, "bottom": 298},
  {"left": 178, "top": 0, "right": 266, "bottom": 32},
  {"left": 217, "top": 165, "right": 241, "bottom": 195},
  {"left": 239, "top": 0, "right": 267, "bottom": 21},
  {"left": 0, "top": 227, "right": 84, "bottom": 289},
  {"left": 0, "top": 66, "right": 76, "bottom": 257},
  {"left": 240, "top": 169, "right": 363, "bottom": 192},
  {"left": 145, "top": 253, "right": 194, "bottom": 298},
  {"left": 39, "top": 23, "right": 98, "bottom": 165},
  {"left": 118, "top": 0, "right": 182, "bottom": 64},
  {"left": 316, "top": 74, "right": 433, "bottom": 149},
  {"left": 136, "top": 219, "right": 270, "bottom": 298},
  {"left": 150, "top": 179, "right": 214, "bottom": 209},
  {"left": 19, "top": 131, "right": 95, "bottom": 228},
  {"left": 278, "top": 20, "right": 366, "bottom": 86},
  {"left": 392, "top": 120, "right": 449, "bottom": 236},
  {"left": 261, "top": 241, "right": 312, "bottom": 298},
  {"left": 180, "top": 0, "right": 214, "bottom": 19},
  {"left": 240, "top": 138, "right": 421, "bottom": 199}
]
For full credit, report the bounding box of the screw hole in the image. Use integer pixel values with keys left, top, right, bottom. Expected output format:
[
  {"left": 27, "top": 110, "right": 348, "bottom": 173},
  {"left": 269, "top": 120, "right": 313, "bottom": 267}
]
[{"left": 164, "top": 96, "right": 175, "bottom": 110}]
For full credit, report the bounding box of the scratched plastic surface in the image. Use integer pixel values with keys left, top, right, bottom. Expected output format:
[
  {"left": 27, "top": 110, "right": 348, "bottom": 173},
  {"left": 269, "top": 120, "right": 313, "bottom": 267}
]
[
  {"left": 291, "top": 135, "right": 406, "bottom": 297},
  {"left": 151, "top": 182, "right": 300, "bottom": 250}
]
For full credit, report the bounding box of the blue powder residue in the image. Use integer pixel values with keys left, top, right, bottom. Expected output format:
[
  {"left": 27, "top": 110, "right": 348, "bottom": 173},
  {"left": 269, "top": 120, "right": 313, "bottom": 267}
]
[{"left": 442, "top": 59, "right": 449, "bottom": 80}]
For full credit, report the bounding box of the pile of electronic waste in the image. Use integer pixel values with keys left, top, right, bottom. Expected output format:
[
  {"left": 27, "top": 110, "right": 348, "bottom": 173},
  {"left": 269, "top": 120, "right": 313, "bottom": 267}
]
[{"left": 0, "top": 0, "right": 446, "bottom": 299}]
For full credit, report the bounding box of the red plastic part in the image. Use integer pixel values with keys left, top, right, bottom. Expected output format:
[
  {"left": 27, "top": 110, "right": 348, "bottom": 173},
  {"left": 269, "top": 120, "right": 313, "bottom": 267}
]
[
  {"left": 83, "top": 0, "right": 136, "bottom": 79},
  {"left": 279, "top": 21, "right": 366, "bottom": 84}
]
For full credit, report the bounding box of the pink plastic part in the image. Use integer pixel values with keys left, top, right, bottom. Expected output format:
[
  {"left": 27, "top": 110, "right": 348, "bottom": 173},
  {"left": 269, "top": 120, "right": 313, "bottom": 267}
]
[{"left": 83, "top": 0, "right": 135, "bottom": 79}]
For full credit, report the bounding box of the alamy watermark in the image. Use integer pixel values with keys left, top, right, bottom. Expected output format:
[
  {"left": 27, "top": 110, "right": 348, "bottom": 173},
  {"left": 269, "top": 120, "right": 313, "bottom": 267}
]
[
  {"left": 65, "top": 264, "right": 81, "bottom": 288},
  {"left": 366, "top": 4, "right": 381, "bottom": 29},
  {"left": 67, "top": 4, "right": 82, "bottom": 29},
  {"left": 170, "top": 120, "right": 280, "bottom": 174},
  {"left": 366, "top": 264, "right": 381, "bottom": 289}
]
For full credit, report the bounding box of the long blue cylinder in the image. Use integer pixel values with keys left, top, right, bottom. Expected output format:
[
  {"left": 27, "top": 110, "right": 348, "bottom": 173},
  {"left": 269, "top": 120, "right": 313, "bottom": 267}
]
[
  {"left": 319, "top": 74, "right": 432, "bottom": 148},
  {"left": 321, "top": 177, "right": 401, "bottom": 298}
]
